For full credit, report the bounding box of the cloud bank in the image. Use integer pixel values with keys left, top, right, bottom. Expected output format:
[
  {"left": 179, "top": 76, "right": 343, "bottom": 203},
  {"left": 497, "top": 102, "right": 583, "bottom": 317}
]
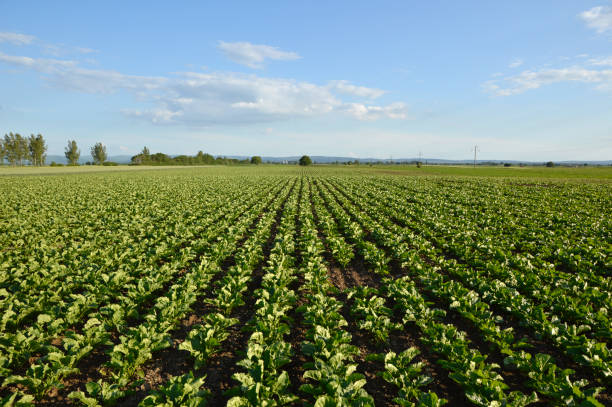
[{"left": 0, "top": 49, "right": 407, "bottom": 125}]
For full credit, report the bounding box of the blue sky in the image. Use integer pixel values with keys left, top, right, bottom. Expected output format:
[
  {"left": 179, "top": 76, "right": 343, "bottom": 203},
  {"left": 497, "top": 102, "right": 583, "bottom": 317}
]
[{"left": 1, "top": 1, "right": 611, "bottom": 161}]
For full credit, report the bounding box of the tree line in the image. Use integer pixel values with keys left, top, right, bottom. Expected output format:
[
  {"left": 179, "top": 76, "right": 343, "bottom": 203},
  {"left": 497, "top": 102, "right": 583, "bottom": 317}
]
[
  {"left": 2, "top": 134, "right": 314, "bottom": 167},
  {"left": 1, "top": 133, "right": 47, "bottom": 166},
  {"left": 0, "top": 134, "right": 110, "bottom": 166},
  {"left": 131, "top": 147, "right": 258, "bottom": 166}
]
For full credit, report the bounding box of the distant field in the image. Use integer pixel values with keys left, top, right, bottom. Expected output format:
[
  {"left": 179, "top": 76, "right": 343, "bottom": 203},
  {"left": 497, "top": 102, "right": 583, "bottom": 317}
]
[
  {"left": 2, "top": 163, "right": 611, "bottom": 180},
  {"left": 1, "top": 166, "right": 610, "bottom": 406},
  {"left": 357, "top": 164, "right": 612, "bottom": 180},
  {"left": 0, "top": 165, "right": 215, "bottom": 176}
]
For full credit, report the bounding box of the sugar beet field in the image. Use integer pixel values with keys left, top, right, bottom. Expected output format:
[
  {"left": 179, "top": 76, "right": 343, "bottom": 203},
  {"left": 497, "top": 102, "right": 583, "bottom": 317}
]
[{"left": 1, "top": 166, "right": 610, "bottom": 407}]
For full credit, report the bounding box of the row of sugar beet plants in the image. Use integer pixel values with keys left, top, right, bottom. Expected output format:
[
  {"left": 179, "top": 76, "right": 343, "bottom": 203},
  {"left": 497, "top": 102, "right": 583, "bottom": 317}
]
[
  {"left": 138, "top": 178, "right": 296, "bottom": 406},
  {"left": 313, "top": 180, "right": 400, "bottom": 346},
  {"left": 296, "top": 178, "right": 375, "bottom": 405},
  {"left": 0, "top": 178, "right": 257, "bottom": 384},
  {"left": 311, "top": 178, "right": 447, "bottom": 406},
  {"left": 314, "top": 177, "right": 538, "bottom": 407},
  {"left": 227, "top": 178, "right": 302, "bottom": 405},
  {"left": 2, "top": 179, "right": 286, "bottom": 405},
  {"left": 350, "top": 176, "right": 612, "bottom": 381},
  {"left": 309, "top": 180, "right": 354, "bottom": 269},
  {"left": 330, "top": 176, "right": 607, "bottom": 405}
]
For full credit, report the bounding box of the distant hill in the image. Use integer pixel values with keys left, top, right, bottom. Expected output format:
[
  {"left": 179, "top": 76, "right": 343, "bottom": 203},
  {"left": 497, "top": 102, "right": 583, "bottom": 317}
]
[{"left": 44, "top": 154, "right": 612, "bottom": 166}]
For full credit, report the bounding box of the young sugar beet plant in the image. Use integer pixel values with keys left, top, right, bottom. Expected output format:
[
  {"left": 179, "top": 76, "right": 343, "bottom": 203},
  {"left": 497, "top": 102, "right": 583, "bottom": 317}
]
[
  {"left": 367, "top": 347, "right": 447, "bottom": 407},
  {"left": 348, "top": 286, "right": 400, "bottom": 344},
  {"left": 179, "top": 313, "right": 238, "bottom": 370},
  {"left": 139, "top": 372, "right": 209, "bottom": 407}
]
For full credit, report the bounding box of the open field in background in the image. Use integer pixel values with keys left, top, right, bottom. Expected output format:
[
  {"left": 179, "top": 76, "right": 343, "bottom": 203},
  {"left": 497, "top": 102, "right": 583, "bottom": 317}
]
[
  {"left": 359, "top": 164, "right": 612, "bottom": 180},
  {"left": 0, "top": 166, "right": 610, "bottom": 406},
  {"left": 1, "top": 164, "right": 612, "bottom": 180}
]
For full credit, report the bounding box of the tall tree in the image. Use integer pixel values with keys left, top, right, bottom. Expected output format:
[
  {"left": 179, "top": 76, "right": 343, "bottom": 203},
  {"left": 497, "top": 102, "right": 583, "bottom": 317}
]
[
  {"left": 3, "top": 134, "right": 14, "bottom": 165},
  {"left": 3, "top": 133, "right": 25, "bottom": 166},
  {"left": 14, "top": 134, "right": 28, "bottom": 166},
  {"left": 65, "top": 140, "right": 80, "bottom": 165},
  {"left": 90, "top": 142, "right": 107, "bottom": 165},
  {"left": 28, "top": 134, "right": 47, "bottom": 166}
]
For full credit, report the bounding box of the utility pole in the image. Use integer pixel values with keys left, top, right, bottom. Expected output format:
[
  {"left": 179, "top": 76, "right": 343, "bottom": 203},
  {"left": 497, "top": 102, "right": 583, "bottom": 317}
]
[
  {"left": 472, "top": 145, "right": 479, "bottom": 168},
  {"left": 418, "top": 151, "right": 423, "bottom": 163}
]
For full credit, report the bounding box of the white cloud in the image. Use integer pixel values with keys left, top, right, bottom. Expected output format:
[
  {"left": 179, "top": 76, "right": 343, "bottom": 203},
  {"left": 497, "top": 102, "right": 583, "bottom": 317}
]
[
  {"left": 0, "top": 50, "right": 407, "bottom": 125},
  {"left": 0, "top": 32, "right": 35, "bottom": 45},
  {"left": 217, "top": 41, "right": 301, "bottom": 68},
  {"left": 342, "top": 102, "right": 409, "bottom": 121},
  {"left": 0, "top": 51, "right": 76, "bottom": 69},
  {"left": 484, "top": 65, "right": 612, "bottom": 96},
  {"left": 580, "top": 6, "right": 612, "bottom": 33},
  {"left": 124, "top": 108, "right": 184, "bottom": 124},
  {"left": 76, "top": 47, "right": 97, "bottom": 54},
  {"left": 509, "top": 59, "right": 523, "bottom": 68},
  {"left": 589, "top": 56, "right": 612, "bottom": 66},
  {"left": 327, "top": 80, "right": 386, "bottom": 99}
]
